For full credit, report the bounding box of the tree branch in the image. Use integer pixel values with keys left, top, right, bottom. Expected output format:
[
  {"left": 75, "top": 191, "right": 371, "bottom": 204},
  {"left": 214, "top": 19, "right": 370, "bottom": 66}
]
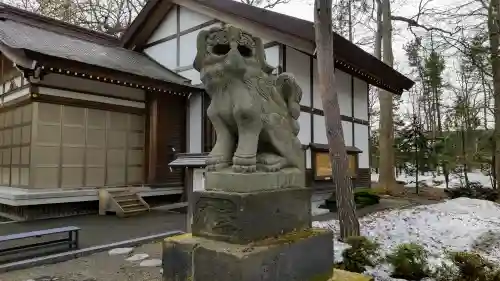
[{"left": 391, "top": 15, "right": 454, "bottom": 35}]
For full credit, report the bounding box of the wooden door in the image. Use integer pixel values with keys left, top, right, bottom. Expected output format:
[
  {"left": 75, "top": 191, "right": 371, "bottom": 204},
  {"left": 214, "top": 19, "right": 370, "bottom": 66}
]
[{"left": 146, "top": 92, "right": 187, "bottom": 187}]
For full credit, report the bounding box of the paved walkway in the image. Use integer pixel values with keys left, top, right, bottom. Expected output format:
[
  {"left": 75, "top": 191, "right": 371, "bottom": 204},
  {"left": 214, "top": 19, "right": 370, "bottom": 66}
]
[
  {"left": 0, "top": 209, "right": 185, "bottom": 264},
  {"left": 0, "top": 242, "right": 164, "bottom": 281}
]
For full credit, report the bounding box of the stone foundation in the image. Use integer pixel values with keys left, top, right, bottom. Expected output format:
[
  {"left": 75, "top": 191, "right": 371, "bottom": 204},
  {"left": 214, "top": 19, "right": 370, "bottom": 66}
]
[
  {"left": 163, "top": 229, "right": 334, "bottom": 281},
  {"left": 0, "top": 201, "right": 98, "bottom": 221}
]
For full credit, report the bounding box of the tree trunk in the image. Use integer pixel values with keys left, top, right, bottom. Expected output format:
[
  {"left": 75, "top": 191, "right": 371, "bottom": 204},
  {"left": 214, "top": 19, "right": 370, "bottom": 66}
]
[
  {"left": 489, "top": 0, "right": 500, "bottom": 190},
  {"left": 378, "top": 0, "right": 396, "bottom": 191},
  {"left": 314, "top": 0, "right": 360, "bottom": 239}
]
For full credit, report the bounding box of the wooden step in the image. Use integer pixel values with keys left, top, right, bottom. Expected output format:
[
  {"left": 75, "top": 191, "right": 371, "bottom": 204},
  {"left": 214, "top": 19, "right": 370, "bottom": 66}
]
[
  {"left": 114, "top": 196, "right": 137, "bottom": 204},
  {"left": 102, "top": 188, "right": 150, "bottom": 218},
  {"left": 109, "top": 191, "right": 135, "bottom": 197},
  {"left": 122, "top": 207, "right": 149, "bottom": 217},
  {"left": 113, "top": 194, "right": 137, "bottom": 201},
  {"left": 120, "top": 203, "right": 143, "bottom": 209}
]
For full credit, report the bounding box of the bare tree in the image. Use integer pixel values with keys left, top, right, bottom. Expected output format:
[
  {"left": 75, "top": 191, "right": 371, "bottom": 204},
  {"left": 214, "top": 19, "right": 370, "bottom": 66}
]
[
  {"left": 6, "top": 0, "right": 147, "bottom": 36},
  {"left": 239, "top": 0, "right": 291, "bottom": 9},
  {"left": 314, "top": 0, "right": 360, "bottom": 239}
]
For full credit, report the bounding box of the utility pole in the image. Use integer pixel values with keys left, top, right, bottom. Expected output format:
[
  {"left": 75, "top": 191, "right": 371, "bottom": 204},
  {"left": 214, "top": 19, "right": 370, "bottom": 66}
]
[{"left": 314, "top": 0, "right": 360, "bottom": 239}]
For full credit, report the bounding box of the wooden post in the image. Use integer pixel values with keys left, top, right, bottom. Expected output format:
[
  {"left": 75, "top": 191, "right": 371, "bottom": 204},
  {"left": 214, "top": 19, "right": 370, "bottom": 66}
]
[
  {"left": 314, "top": 0, "right": 360, "bottom": 239},
  {"left": 185, "top": 167, "right": 194, "bottom": 233}
]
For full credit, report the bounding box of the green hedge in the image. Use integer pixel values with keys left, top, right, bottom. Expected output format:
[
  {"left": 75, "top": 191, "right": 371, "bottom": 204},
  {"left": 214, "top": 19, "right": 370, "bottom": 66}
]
[{"left": 325, "top": 189, "right": 381, "bottom": 211}]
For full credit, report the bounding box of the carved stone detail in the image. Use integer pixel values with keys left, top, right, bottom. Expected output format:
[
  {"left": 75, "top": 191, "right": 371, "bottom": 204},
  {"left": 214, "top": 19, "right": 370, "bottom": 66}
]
[{"left": 194, "top": 25, "right": 304, "bottom": 177}]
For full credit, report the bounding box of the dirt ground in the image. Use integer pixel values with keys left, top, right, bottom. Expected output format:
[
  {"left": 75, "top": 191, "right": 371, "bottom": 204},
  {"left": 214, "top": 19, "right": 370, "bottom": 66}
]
[{"left": 0, "top": 242, "right": 164, "bottom": 281}]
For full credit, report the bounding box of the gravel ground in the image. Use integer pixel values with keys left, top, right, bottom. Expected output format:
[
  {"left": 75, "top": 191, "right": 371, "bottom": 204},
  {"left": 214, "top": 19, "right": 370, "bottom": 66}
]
[{"left": 0, "top": 242, "right": 164, "bottom": 281}]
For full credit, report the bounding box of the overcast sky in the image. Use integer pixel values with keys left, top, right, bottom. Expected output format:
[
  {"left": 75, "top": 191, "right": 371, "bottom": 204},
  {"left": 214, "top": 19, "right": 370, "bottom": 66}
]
[{"left": 267, "top": 0, "right": 476, "bottom": 120}]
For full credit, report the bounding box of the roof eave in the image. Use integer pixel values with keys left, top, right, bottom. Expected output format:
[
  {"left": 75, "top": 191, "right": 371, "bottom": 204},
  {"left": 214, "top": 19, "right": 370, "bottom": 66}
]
[
  {"left": 0, "top": 42, "right": 36, "bottom": 70},
  {"left": 23, "top": 50, "right": 202, "bottom": 94}
]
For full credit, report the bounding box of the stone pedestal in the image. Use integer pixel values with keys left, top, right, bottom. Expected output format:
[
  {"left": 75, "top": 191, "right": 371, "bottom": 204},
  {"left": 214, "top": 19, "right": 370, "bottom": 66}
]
[
  {"left": 163, "top": 230, "right": 334, "bottom": 281},
  {"left": 192, "top": 187, "right": 311, "bottom": 243},
  {"left": 163, "top": 170, "right": 335, "bottom": 281},
  {"left": 205, "top": 168, "right": 305, "bottom": 192}
]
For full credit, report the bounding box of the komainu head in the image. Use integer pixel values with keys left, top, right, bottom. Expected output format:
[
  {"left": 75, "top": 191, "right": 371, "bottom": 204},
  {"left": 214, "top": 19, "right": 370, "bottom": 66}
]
[{"left": 193, "top": 25, "right": 274, "bottom": 84}]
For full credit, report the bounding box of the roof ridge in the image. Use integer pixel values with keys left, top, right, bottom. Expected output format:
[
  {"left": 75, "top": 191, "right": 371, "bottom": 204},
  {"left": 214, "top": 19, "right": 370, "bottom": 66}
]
[{"left": 0, "top": 3, "right": 120, "bottom": 46}]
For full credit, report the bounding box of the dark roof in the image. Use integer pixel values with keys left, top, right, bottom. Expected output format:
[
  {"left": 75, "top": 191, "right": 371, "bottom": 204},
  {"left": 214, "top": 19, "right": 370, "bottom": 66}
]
[
  {"left": 121, "top": 0, "right": 414, "bottom": 94},
  {"left": 0, "top": 3, "right": 119, "bottom": 46},
  {"left": 0, "top": 3, "right": 193, "bottom": 89},
  {"left": 309, "top": 143, "right": 363, "bottom": 153}
]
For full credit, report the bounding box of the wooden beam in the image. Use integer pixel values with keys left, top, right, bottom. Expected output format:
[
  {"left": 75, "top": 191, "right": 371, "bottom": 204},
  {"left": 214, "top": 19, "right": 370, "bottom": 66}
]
[
  {"left": 147, "top": 95, "right": 159, "bottom": 183},
  {"left": 173, "top": 0, "right": 315, "bottom": 54}
]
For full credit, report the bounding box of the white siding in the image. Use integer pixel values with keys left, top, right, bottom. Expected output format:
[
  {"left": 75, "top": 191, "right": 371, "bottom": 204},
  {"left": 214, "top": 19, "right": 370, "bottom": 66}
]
[
  {"left": 305, "top": 148, "right": 312, "bottom": 169},
  {"left": 337, "top": 70, "right": 352, "bottom": 116},
  {"left": 143, "top": 39, "right": 178, "bottom": 69},
  {"left": 355, "top": 123, "right": 369, "bottom": 168},
  {"left": 342, "top": 120, "right": 353, "bottom": 146},
  {"left": 297, "top": 112, "right": 310, "bottom": 145},
  {"left": 188, "top": 95, "right": 202, "bottom": 153},
  {"left": 179, "top": 31, "right": 202, "bottom": 68},
  {"left": 286, "top": 47, "right": 311, "bottom": 107},
  {"left": 179, "top": 69, "right": 201, "bottom": 85},
  {"left": 178, "top": 22, "right": 221, "bottom": 70},
  {"left": 313, "top": 115, "right": 353, "bottom": 147},
  {"left": 312, "top": 59, "right": 321, "bottom": 109},
  {"left": 148, "top": 9, "right": 177, "bottom": 43},
  {"left": 353, "top": 77, "right": 368, "bottom": 121},
  {"left": 179, "top": 7, "right": 213, "bottom": 32},
  {"left": 313, "top": 115, "right": 326, "bottom": 144},
  {"left": 312, "top": 60, "right": 352, "bottom": 117},
  {"left": 38, "top": 74, "right": 145, "bottom": 101},
  {"left": 264, "top": 45, "right": 280, "bottom": 69}
]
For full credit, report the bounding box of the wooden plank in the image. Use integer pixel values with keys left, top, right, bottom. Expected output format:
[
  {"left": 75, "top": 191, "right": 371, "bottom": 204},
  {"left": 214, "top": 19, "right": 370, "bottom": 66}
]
[{"left": 0, "top": 226, "right": 80, "bottom": 242}]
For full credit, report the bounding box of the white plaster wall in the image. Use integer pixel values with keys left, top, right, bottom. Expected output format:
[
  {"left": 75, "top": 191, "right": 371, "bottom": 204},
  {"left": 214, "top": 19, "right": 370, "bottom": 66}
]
[
  {"left": 264, "top": 45, "right": 280, "bottom": 69},
  {"left": 353, "top": 76, "right": 368, "bottom": 121},
  {"left": 178, "top": 22, "right": 221, "bottom": 69},
  {"left": 342, "top": 120, "right": 353, "bottom": 146},
  {"left": 355, "top": 123, "right": 369, "bottom": 168},
  {"left": 143, "top": 39, "right": 178, "bottom": 69},
  {"left": 337, "top": 70, "right": 352, "bottom": 116},
  {"left": 38, "top": 74, "right": 145, "bottom": 101},
  {"left": 178, "top": 69, "right": 201, "bottom": 85},
  {"left": 179, "top": 7, "right": 213, "bottom": 32},
  {"left": 188, "top": 94, "right": 202, "bottom": 153},
  {"left": 297, "top": 112, "right": 311, "bottom": 145},
  {"left": 305, "top": 148, "right": 312, "bottom": 169},
  {"left": 312, "top": 59, "right": 321, "bottom": 109},
  {"left": 147, "top": 9, "right": 177, "bottom": 43},
  {"left": 286, "top": 47, "right": 311, "bottom": 107},
  {"left": 312, "top": 59, "right": 352, "bottom": 117},
  {"left": 313, "top": 115, "right": 327, "bottom": 144},
  {"left": 313, "top": 115, "right": 353, "bottom": 147}
]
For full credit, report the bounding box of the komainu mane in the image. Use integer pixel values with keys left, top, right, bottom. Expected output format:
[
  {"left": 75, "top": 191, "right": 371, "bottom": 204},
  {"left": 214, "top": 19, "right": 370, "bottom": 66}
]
[{"left": 194, "top": 25, "right": 304, "bottom": 173}]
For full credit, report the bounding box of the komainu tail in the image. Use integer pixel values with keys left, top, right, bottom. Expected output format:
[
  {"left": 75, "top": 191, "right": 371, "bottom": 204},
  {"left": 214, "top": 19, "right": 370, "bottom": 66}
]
[{"left": 276, "top": 73, "right": 302, "bottom": 136}]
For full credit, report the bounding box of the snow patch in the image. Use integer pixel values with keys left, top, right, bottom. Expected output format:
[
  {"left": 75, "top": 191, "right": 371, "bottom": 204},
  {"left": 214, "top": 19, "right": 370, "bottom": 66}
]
[
  {"left": 314, "top": 198, "right": 500, "bottom": 280},
  {"left": 371, "top": 170, "right": 494, "bottom": 189}
]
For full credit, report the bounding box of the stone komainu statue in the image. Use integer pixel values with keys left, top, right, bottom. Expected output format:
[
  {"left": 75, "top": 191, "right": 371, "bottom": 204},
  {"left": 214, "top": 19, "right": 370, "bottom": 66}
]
[{"left": 194, "top": 25, "right": 304, "bottom": 173}]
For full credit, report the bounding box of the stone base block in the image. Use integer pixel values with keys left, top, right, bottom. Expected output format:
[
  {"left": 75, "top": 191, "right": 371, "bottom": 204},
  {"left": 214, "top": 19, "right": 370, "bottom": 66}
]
[
  {"left": 192, "top": 188, "right": 311, "bottom": 243},
  {"left": 205, "top": 168, "right": 305, "bottom": 192},
  {"left": 162, "top": 229, "right": 334, "bottom": 281}
]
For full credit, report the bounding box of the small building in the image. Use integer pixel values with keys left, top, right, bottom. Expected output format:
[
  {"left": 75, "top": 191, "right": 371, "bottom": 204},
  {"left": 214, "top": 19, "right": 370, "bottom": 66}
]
[{"left": 0, "top": 0, "right": 413, "bottom": 220}]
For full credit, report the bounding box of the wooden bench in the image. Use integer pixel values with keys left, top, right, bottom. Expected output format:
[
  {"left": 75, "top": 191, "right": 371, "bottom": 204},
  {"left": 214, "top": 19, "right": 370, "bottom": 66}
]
[{"left": 0, "top": 226, "right": 80, "bottom": 256}]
